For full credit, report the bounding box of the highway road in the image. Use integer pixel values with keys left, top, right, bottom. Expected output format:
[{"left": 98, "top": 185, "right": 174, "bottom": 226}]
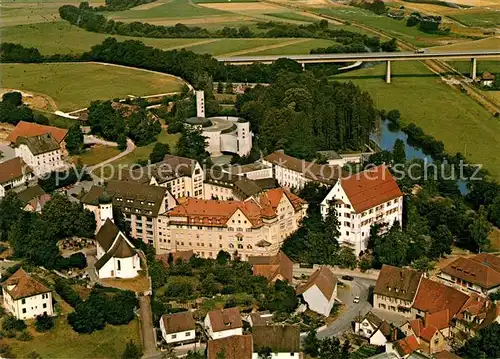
[{"left": 216, "top": 50, "right": 500, "bottom": 65}]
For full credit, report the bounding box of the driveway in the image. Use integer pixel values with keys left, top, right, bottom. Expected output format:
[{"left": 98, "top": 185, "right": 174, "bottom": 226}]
[
  {"left": 139, "top": 296, "right": 157, "bottom": 356},
  {"left": 0, "top": 144, "right": 15, "bottom": 162},
  {"left": 317, "top": 277, "right": 375, "bottom": 339}
]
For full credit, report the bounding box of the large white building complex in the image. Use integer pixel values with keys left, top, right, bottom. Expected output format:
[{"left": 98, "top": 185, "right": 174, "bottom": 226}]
[
  {"left": 14, "top": 133, "right": 64, "bottom": 176},
  {"left": 156, "top": 188, "right": 308, "bottom": 260},
  {"left": 186, "top": 91, "right": 253, "bottom": 158},
  {"left": 320, "top": 165, "right": 403, "bottom": 255}
]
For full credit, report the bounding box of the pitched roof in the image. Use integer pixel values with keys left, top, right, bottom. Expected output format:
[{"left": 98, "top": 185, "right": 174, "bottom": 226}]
[
  {"left": 81, "top": 180, "right": 168, "bottom": 217},
  {"left": 164, "top": 189, "right": 306, "bottom": 229},
  {"left": 359, "top": 311, "right": 383, "bottom": 329},
  {"left": 0, "top": 157, "right": 33, "bottom": 185},
  {"left": 207, "top": 307, "right": 243, "bottom": 332},
  {"left": 95, "top": 233, "right": 137, "bottom": 271},
  {"left": 471, "top": 253, "right": 500, "bottom": 273},
  {"left": 16, "top": 185, "right": 46, "bottom": 203},
  {"left": 441, "top": 256, "right": 500, "bottom": 289},
  {"left": 122, "top": 155, "right": 198, "bottom": 184},
  {"left": 425, "top": 310, "right": 450, "bottom": 331},
  {"left": 248, "top": 251, "right": 294, "bottom": 283},
  {"left": 481, "top": 72, "right": 495, "bottom": 80},
  {"left": 340, "top": 165, "right": 403, "bottom": 213},
  {"left": 264, "top": 151, "right": 343, "bottom": 185},
  {"left": 15, "top": 133, "right": 60, "bottom": 155},
  {"left": 234, "top": 177, "right": 262, "bottom": 198},
  {"left": 252, "top": 325, "right": 300, "bottom": 352},
  {"left": 434, "top": 351, "right": 463, "bottom": 359},
  {"left": 249, "top": 311, "right": 274, "bottom": 326},
  {"left": 2, "top": 268, "right": 51, "bottom": 300},
  {"left": 161, "top": 311, "right": 195, "bottom": 334},
  {"left": 95, "top": 219, "right": 120, "bottom": 252},
  {"left": 412, "top": 278, "right": 469, "bottom": 318},
  {"left": 395, "top": 335, "right": 420, "bottom": 356},
  {"left": 374, "top": 265, "right": 422, "bottom": 302},
  {"left": 408, "top": 319, "right": 423, "bottom": 337},
  {"left": 455, "top": 294, "right": 500, "bottom": 331},
  {"left": 6, "top": 121, "right": 67, "bottom": 144},
  {"left": 207, "top": 335, "right": 253, "bottom": 359},
  {"left": 419, "top": 325, "right": 438, "bottom": 342},
  {"left": 296, "top": 266, "right": 337, "bottom": 301}
]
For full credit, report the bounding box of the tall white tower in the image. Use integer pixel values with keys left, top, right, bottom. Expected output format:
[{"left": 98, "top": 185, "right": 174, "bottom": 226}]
[
  {"left": 196, "top": 90, "right": 205, "bottom": 118},
  {"left": 98, "top": 191, "right": 114, "bottom": 228}
]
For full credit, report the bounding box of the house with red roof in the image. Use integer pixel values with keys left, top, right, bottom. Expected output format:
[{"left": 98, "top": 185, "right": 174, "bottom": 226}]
[
  {"left": 454, "top": 293, "right": 500, "bottom": 340},
  {"left": 157, "top": 188, "right": 307, "bottom": 261},
  {"left": 296, "top": 266, "right": 337, "bottom": 316},
  {"left": 0, "top": 157, "right": 33, "bottom": 198},
  {"left": 6, "top": 121, "right": 68, "bottom": 154},
  {"left": 320, "top": 165, "right": 403, "bottom": 255},
  {"left": 400, "top": 316, "right": 447, "bottom": 354}
]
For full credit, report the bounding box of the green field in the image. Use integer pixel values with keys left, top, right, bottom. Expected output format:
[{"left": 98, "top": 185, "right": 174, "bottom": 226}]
[
  {"left": 191, "top": 0, "right": 259, "bottom": 2},
  {"left": 265, "top": 11, "right": 317, "bottom": 23},
  {"left": 243, "top": 38, "right": 338, "bottom": 55},
  {"left": 447, "top": 10, "right": 500, "bottom": 28},
  {"left": 333, "top": 61, "right": 500, "bottom": 179},
  {"left": 1, "top": 63, "right": 186, "bottom": 111},
  {"left": 6, "top": 317, "right": 140, "bottom": 359},
  {"left": 447, "top": 61, "right": 500, "bottom": 76},
  {"left": 108, "top": 0, "right": 229, "bottom": 20},
  {"left": 183, "top": 38, "right": 294, "bottom": 55},
  {"left": 429, "top": 37, "right": 500, "bottom": 52}
]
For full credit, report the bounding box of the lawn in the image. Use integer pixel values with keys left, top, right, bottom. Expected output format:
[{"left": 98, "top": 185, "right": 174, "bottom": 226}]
[
  {"left": 243, "top": 38, "right": 338, "bottom": 55},
  {"left": 1, "top": 22, "right": 207, "bottom": 55},
  {"left": 95, "top": 129, "right": 181, "bottom": 179},
  {"left": 6, "top": 317, "right": 140, "bottom": 359},
  {"left": 333, "top": 61, "right": 500, "bottom": 179},
  {"left": 1, "top": 63, "right": 186, "bottom": 111},
  {"left": 447, "top": 61, "right": 500, "bottom": 76},
  {"left": 74, "top": 145, "right": 122, "bottom": 166}
]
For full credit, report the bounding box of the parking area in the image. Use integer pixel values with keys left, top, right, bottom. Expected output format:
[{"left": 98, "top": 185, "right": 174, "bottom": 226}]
[{"left": 0, "top": 143, "right": 15, "bottom": 162}]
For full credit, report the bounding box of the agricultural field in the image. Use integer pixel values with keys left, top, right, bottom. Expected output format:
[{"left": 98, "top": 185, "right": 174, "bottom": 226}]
[
  {"left": 333, "top": 61, "right": 500, "bottom": 179},
  {"left": 1, "top": 63, "right": 186, "bottom": 112},
  {"left": 5, "top": 317, "right": 140, "bottom": 359},
  {"left": 242, "top": 38, "right": 338, "bottom": 55},
  {"left": 429, "top": 36, "right": 500, "bottom": 52},
  {"left": 184, "top": 38, "right": 294, "bottom": 55},
  {"left": 446, "top": 8, "right": 500, "bottom": 28}
]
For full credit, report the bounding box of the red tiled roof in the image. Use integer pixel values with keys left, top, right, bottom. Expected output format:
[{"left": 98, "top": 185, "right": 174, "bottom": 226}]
[
  {"left": 374, "top": 265, "right": 422, "bottom": 302},
  {"left": 296, "top": 266, "right": 337, "bottom": 300},
  {"left": 249, "top": 251, "right": 294, "bottom": 283},
  {"left": 340, "top": 165, "right": 403, "bottom": 213},
  {"left": 0, "top": 157, "right": 33, "bottom": 185},
  {"left": 441, "top": 256, "right": 500, "bottom": 289},
  {"left": 408, "top": 319, "right": 423, "bottom": 337},
  {"left": 413, "top": 278, "right": 469, "bottom": 318},
  {"left": 207, "top": 307, "right": 243, "bottom": 333},
  {"left": 395, "top": 335, "right": 420, "bottom": 356},
  {"left": 434, "top": 351, "right": 463, "bottom": 359},
  {"left": 471, "top": 253, "right": 500, "bottom": 273},
  {"left": 6, "top": 121, "right": 67, "bottom": 144},
  {"left": 165, "top": 189, "right": 306, "bottom": 228},
  {"left": 420, "top": 325, "right": 438, "bottom": 342},
  {"left": 161, "top": 312, "right": 195, "bottom": 334},
  {"left": 425, "top": 309, "right": 450, "bottom": 331},
  {"left": 207, "top": 335, "right": 252, "bottom": 359},
  {"left": 2, "top": 268, "right": 51, "bottom": 300}
]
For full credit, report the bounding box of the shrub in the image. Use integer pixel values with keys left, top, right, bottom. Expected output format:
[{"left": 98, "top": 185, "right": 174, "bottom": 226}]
[
  {"left": 54, "top": 277, "right": 82, "bottom": 308},
  {"left": 2, "top": 315, "right": 26, "bottom": 332},
  {"left": 18, "top": 330, "right": 33, "bottom": 341},
  {"left": 35, "top": 313, "right": 55, "bottom": 332}
]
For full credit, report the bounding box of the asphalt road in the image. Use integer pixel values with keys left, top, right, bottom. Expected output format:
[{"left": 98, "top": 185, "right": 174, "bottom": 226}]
[{"left": 317, "top": 277, "right": 375, "bottom": 339}]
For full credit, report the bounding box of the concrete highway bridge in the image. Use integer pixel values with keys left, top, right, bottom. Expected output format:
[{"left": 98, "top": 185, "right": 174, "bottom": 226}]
[{"left": 216, "top": 50, "right": 500, "bottom": 83}]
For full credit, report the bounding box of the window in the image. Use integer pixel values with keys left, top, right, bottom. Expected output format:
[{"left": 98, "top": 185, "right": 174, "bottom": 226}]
[
  {"left": 21, "top": 299, "right": 26, "bottom": 304},
  {"left": 185, "top": 332, "right": 191, "bottom": 337},
  {"left": 22, "top": 308, "right": 26, "bottom": 314},
  {"left": 43, "top": 303, "right": 47, "bottom": 308},
  {"left": 117, "top": 260, "right": 121, "bottom": 271},
  {"left": 171, "top": 334, "right": 177, "bottom": 339}
]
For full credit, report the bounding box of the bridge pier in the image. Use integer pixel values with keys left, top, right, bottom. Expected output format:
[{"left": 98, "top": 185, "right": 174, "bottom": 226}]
[
  {"left": 386, "top": 60, "right": 391, "bottom": 84},
  {"left": 471, "top": 58, "right": 477, "bottom": 81},
  {"left": 301, "top": 62, "right": 305, "bottom": 71}
]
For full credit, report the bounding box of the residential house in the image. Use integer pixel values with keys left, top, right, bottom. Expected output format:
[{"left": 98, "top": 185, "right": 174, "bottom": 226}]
[
  {"left": 204, "top": 307, "right": 243, "bottom": 340},
  {"left": 122, "top": 154, "right": 204, "bottom": 199},
  {"left": 373, "top": 265, "right": 423, "bottom": 317},
  {"left": 389, "top": 335, "right": 420, "bottom": 358},
  {"left": 247, "top": 311, "right": 274, "bottom": 327},
  {"left": 321, "top": 165, "right": 403, "bottom": 255},
  {"left": 94, "top": 219, "right": 141, "bottom": 279},
  {"left": 354, "top": 311, "right": 394, "bottom": 346},
  {"left": 16, "top": 185, "right": 51, "bottom": 212},
  {"left": 160, "top": 311, "right": 196, "bottom": 345},
  {"left": 296, "top": 266, "right": 337, "bottom": 317},
  {"left": 263, "top": 150, "right": 342, "bottom": 189},
  {"left": 479, "top": 72, "right": 495, "bottom": 87},
  {"left": 81, "top": 180, "right": 176, "bottom": 245},
  {"left": 438, "top": 253, "right": 500, "bottom": 296},
  {"left": 157, "top": 188, "right": 307, "bottom": 260},
  {"left": 411, "top": 278, "right": 469, "bottom": 337},
  {"left": 400, "top": 318, "right": 446, "bottom": 354},
  {"left": 14, "top": 133, "right": 64, "bottom": 176},
  {"left": 2, "top": 268, "right": 53, "bottom": 320},
  {"left": 6, "top": 121, "right": 68, "bottom": 154},
  {"left": 454, "top": 293, "right": 500, "bottom": 340},
  {"left": 207, "top": 335, "right": 253, "bottom": 359},
  {"left": 252, "top": 325, "right": 301, "bottom": 358},
  {"left": 248, "top": 251, "right": 293, "bottom": 283},
  {"left": 0, "top": 157, "right": 33, "bottom": 198},
  {"left": 433, "top": 351, "right": 463, "bottom": 359}
]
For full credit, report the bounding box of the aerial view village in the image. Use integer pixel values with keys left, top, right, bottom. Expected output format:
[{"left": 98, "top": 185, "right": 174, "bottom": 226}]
[{"left": 0, "top": 0, "right": 499, "bottom": 358}]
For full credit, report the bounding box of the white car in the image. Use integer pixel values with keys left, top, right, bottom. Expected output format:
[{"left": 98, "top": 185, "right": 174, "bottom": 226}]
[{"left": 353, "top": 296, "right": 360, "bottom": 303}]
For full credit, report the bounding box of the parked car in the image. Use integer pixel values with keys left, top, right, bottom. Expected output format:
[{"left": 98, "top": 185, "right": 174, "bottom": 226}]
[
  {"left": 342, "top": 275, "right": 354, "bottom": 281},
  {"left": 353, "top": 296, "right": 360, "bottom": 303}
]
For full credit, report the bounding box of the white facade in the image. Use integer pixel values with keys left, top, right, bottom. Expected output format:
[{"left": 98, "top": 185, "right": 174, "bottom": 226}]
[
  {"left": 203, "top": 314, "right": 243, "bottom": 340},
  {"left": 3, "top": 291, "right": 53, "bottom": 320},
  {"left": 301, "top": 285, "right": 336, "bottom": 317},
  {"left": 97, "top": 254, "right": 141, "bottom": 279},
  {"left": 354, "top": 319, "right": 388, "bottom": 346},
  {"left": 153, "top": 161, "right": 204, "bottom": 199},
  {"left": 321, "top": 181, "right": 403, "bottom": 255},
  {"left": 263, "top": 158, "right": 310, "bottom": 190},
  {"left": 437, "top": 272, "right": 498, "bottom": 296},
  {"left": 196, "top": 90, "right": 205, "bottom": 118},
  {"left": 159, "top": 319, "right": 195, "bottom": 345},
  {"left": 15, "top": 144, "right": 63, "bottom": 176}
]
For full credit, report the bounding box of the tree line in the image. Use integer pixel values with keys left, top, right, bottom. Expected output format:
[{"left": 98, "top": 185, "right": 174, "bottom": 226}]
[
  {"left": 0, "top": 91, "right": 50, "bottom": 126},
  {"left": 92, "top": 0, "right": 157, "bottom": 11}
]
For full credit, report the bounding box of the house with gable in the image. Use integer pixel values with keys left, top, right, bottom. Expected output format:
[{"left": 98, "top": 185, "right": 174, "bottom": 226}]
[
  {"left": 207, "top": 335, "right": 253, "bottom": 359},
  {"left": 204, "top": 307, "right": 243, "bottom": 340},
  {"left": 14, "top": 133, "right": 64, "bottom": 176},
  {"left": 247, "top": 311, "right": 274, "bottom": 327},
  {"left": 373, "top": 265, "right": 423, "bottom": 317},
  {"left": 6, "top": 121, "right": 68, "bottom": 154},
  {"left": 354, "top": 311, "right": 394, "bottom": 346},
  {"left": 252, "top": 324, "right": 301, "bottom": 358},
  {"left": 296, "top": 266, "right": 337, "bottom": 317},
  {"left": 248, "top": 251, "right": 294, "bottom": 283},
  {"left": 0, "top": 157, "right": 34, "bottom": 198},
  {"left": 320, "top": 165, "right": 403, "bottom": 255},
  {"left": 94, "top": 218, "right": 141, "bottom": 279},
  {"left": 160, "top": 311, "right": 196, "bottom": 345},
  {"left": 16, "top": 185, "right": 51, "bottom": 213},
  {"left": 454, "top": 293, "right": 500, "bottom": 340},
  {"left": 400, "top": 317, "right": 447, "bottom": 354},
  {"left": 2, "top": 268, "right": 53, "bottom": 320}
]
